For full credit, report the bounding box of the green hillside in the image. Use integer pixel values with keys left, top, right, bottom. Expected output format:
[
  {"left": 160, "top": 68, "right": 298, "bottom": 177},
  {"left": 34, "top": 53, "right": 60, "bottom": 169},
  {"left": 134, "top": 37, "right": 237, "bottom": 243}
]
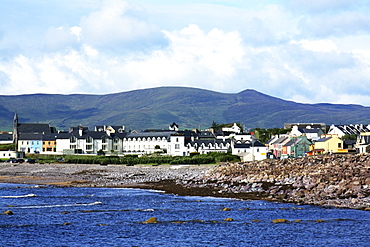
[{"left": 0, "top": 86, "right": 369, "bottom": 131}]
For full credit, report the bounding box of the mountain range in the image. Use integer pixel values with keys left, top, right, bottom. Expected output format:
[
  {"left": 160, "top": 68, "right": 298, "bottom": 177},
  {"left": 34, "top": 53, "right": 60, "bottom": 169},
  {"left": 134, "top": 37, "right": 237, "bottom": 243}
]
[{"left": 0, "top": 86, "right": 369, "bottom": 131}]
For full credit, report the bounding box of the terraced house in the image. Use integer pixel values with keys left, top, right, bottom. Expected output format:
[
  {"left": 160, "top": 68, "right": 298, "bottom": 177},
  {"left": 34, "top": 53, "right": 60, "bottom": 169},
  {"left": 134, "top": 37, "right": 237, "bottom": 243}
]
[
  {"left": 56, "top": 125, "right": 127, "bottom": 155},
  {"left": 13, "top": 114, "right": 58, "bottom": 154}
]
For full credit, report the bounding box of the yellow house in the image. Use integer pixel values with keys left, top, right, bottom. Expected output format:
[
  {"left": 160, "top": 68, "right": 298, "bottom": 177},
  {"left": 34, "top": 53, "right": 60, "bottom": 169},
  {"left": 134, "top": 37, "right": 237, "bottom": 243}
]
[
  {"left": 42, "top": 140, "right": 57, "bottom": 152},
  {"left": 313, "top": 135, "right": 344, "bottom": 154}
]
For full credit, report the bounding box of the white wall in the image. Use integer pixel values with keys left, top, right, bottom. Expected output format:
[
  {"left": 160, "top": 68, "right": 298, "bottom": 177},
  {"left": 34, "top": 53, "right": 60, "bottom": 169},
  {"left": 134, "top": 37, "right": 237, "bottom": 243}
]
[
  {"left": 56, "top": 139, "right": 70, "bottom": 153},
  {"left": 169, "top": 135, "right": 186, "bottom": 156},
  {"left": 0, "top": 151, "right": 21, "bottom": 159}
]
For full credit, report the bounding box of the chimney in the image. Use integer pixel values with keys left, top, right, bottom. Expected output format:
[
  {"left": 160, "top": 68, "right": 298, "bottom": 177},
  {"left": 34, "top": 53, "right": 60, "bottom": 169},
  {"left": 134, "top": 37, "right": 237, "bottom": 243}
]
[{"left": 78, "top": 125, "right": 83, "bottom": 137}]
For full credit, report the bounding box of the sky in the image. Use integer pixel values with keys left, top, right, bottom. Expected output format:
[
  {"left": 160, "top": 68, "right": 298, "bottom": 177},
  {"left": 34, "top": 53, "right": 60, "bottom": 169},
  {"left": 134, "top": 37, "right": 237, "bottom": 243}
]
[{"left": 1, "top": 0, "right": 370, "bottom": 106}]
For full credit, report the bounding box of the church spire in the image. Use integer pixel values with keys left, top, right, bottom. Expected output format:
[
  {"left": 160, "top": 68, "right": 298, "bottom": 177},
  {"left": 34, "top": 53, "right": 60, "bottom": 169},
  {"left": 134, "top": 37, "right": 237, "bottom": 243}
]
[{"left": 13, "top": 113, "right": 18, "bottom": 151}]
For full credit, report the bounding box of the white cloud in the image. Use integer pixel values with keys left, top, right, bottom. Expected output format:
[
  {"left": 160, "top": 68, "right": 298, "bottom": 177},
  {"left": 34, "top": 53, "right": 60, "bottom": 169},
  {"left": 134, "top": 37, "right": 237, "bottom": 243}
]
[
  {"left": 116, "top": 24, "right": 245, "bottom": 91},
  {"left": 43, "top": 26, "right": 80, "bottom": 51},
  {"left": 295, "top": 39, "right": 338, "bottom": 52},
  {"left": 79, "top": 0, "right": 165, "bottom": 50}
]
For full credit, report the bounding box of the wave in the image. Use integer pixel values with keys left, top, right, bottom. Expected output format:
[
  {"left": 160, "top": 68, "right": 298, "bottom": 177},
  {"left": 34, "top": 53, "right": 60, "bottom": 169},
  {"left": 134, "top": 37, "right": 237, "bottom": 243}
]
[
  {"left": 1, "top": 194, "right": 37, "bottom": 198},
  {"left": 15, "top": 201, "right": 102, "bottom": 209}
]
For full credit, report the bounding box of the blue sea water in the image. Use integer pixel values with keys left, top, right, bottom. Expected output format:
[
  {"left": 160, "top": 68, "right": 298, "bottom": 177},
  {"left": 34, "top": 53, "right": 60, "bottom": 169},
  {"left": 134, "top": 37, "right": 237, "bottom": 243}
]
[{"left": 0, "top": 183, "right": 369, "bottom": 247}]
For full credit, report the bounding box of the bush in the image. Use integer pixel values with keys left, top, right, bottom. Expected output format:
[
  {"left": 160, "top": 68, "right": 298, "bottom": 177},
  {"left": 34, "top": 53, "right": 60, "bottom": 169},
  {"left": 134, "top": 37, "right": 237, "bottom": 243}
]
[
  {"left": 54, "top": 152, "right": 239, "bottom": 165},
  {"left": 0, "top": 144, "right": 15, "bottom": 151}
]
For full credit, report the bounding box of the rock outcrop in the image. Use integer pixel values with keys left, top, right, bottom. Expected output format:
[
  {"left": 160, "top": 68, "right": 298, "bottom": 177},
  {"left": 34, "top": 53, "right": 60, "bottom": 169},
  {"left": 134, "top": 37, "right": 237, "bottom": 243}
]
[
  {"left": 3, "top": 210, "right": 14, "bottom": 215},
  {"left": 177, "top": 154, "right": 370, "bottom": 209},
  {"left": 142, "top": 217, "right": 158, "bottom": 224}
]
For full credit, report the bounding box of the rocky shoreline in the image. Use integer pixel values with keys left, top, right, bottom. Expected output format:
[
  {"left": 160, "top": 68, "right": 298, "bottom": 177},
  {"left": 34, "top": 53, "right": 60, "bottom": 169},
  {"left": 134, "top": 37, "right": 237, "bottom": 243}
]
[
  {"left": 1, "top": 153, "right": 369, "bottom": 210},
  {"left": 176, "top": 154, "right": 370, "bottom": 210}
]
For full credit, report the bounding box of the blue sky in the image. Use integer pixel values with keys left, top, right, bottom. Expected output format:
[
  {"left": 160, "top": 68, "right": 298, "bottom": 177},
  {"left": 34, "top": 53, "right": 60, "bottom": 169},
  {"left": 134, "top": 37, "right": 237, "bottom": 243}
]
[{"left": 1, "top": 0, "right": 370, "bottom": 106}]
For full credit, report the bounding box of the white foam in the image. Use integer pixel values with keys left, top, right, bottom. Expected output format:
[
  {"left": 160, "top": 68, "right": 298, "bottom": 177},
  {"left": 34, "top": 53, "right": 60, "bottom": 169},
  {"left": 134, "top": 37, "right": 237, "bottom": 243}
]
[
  {"left": 15, "top": 201, "right": 102, "bottom": 209},
  {"left": 1, "top": 193, "right": 37, "bottom": 198}
]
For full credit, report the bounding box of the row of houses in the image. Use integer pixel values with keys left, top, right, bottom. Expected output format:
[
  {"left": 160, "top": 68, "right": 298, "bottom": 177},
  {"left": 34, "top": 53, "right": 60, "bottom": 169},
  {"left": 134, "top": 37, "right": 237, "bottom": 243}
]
[
  {"left": 267, "top": 123, "right": 368, "bottom": 158},
  {"left": 0, "top": 114, "right": 268, "bottom": 161},
  {"left": 3, "top": 115, "right": 370, "bottom": 161}
]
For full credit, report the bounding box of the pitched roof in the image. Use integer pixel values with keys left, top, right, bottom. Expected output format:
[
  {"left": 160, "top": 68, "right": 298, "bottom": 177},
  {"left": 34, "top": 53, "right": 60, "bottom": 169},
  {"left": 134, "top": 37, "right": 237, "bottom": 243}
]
[
  {"left": 19, "top": 133, "right": 44, "bottom": 141},
  {"left": 316, "top": 137, "right": 332, "bottom": 142},
  {"left": 251, "top": 139, "right": 266, "bottom": 147},
  {"left": 197, "top": 131, "right": 216, "bottom": 139},
  {"left": 57, "top": 130, "right": 110, "bottom": 139},
  {"left": 17, "top": 123, "right": 55, "bottom": 134},
  {"left": 42, "top": 134, "right": 58, "bottom": 141},
  {"left": 271, "top": 136, "right": 289, "bottom": 145},
  {"left": 302, "top": 128, "right": 322, "bottom": 134},
  {"left": 125, "top": 131, "right": 174, "bottom": 141},
  {"left": 283, "top": 139, "right": 297, "bottom": 147},
  {"left": 187, "top": 139, "right": 231, "bottom": 147},
  {"left": 0, "top": 133, "right": 12, "bottom": 141}
]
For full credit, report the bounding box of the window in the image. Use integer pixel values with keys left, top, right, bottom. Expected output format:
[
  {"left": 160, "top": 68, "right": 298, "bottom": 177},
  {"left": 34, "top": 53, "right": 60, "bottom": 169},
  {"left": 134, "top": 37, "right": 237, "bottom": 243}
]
[
  {"left": 102, "top": 138, "right": 107, "bottom": 143},
  {"left": 338, "top": 143, "right": 342, "bottom": 148},
  {"left": 86, "top": 137, "right": 93, "bottom": 143},
  {"left": 175, "top": 144, "right": 180, "bottom": 149},
  {"left": 176, "top": 138, "right": 179, "bottom": 142},
  {"left": 86, "top": 145, "right": 93, "bottom": 150},
  {"left": 70, "top": 136, "right": 76, "bottom": 143}
]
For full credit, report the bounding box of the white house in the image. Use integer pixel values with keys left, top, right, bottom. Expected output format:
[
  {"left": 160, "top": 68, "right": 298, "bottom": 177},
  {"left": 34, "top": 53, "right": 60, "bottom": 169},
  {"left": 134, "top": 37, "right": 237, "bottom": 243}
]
[
  {"left": 289, "top": 125, "right": 324, "bottom": 140},
  {"left": 186, "top": 139, "right": 231, "bottom": 155},
  {"left": 0, "top": 133, "right": 13, "bottom": 144},
  {"left": 328, "top": 124, "right": 370, "bottom": 138},
  {"left": 231, "top": 140, "right": 267, "bottom": 161},
  {"left": 222, "top": 123, "right": 241, "bottom": 134},
  {"left": 123, "top": 132, "right": 183, "bottom": 155},
  {"left": 56, "top": 126, "right": 118, "bottom": 155},
  {"left": 0, "top": 151, "right": 23, "bottom": 159}
]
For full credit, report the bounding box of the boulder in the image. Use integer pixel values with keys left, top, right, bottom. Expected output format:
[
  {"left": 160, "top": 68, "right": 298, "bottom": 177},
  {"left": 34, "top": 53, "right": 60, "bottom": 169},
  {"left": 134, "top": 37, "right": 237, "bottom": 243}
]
[
  {"left": 272, "top": 219, "right": 288, "bottom": 223},
  {"left": 142, "top": 217, "right": 158, "bottom": 224}
]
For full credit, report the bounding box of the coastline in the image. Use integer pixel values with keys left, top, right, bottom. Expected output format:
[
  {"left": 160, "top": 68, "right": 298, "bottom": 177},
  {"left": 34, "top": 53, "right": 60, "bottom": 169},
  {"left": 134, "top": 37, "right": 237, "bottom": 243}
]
[
  {"left": 0, "top": 163, "right": 214, "bottom": 188},
  {"left": 0, "top": 163, "right": 287, "bottom": 202},
  {"left": 1, "top": 155, "right": 369, "bottom": 210}
]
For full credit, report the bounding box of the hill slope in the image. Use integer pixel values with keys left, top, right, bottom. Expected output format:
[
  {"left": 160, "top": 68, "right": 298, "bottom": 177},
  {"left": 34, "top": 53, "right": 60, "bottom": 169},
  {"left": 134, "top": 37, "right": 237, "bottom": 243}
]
[{"left": 0, "top": 86, "right": 369, "bottom": 131}]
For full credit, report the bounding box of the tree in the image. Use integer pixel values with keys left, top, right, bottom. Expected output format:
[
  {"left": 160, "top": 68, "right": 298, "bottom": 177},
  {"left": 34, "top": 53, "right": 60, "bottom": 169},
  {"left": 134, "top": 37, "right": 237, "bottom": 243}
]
[
  {"left": 210, "top": 121, "right": 219, "bottom": 130},
  {"left": 341, "top": 134, "right": 357, "bottom": 140},
  {"left": 253, "top": 127, "right": 291, "bottom": 143}
]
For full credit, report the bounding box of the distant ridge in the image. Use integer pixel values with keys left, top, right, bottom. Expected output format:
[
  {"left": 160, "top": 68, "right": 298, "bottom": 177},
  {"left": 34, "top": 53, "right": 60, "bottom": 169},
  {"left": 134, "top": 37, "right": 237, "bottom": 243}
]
[{"left": 0, "top": 86, "right": 370, "bottom": 131}]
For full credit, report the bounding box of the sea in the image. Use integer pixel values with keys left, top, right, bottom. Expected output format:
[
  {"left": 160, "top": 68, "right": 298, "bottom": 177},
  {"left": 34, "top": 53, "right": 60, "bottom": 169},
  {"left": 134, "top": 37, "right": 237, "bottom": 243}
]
[{"left": 1, "top": 183, "right": 369, "bottom": 247}]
